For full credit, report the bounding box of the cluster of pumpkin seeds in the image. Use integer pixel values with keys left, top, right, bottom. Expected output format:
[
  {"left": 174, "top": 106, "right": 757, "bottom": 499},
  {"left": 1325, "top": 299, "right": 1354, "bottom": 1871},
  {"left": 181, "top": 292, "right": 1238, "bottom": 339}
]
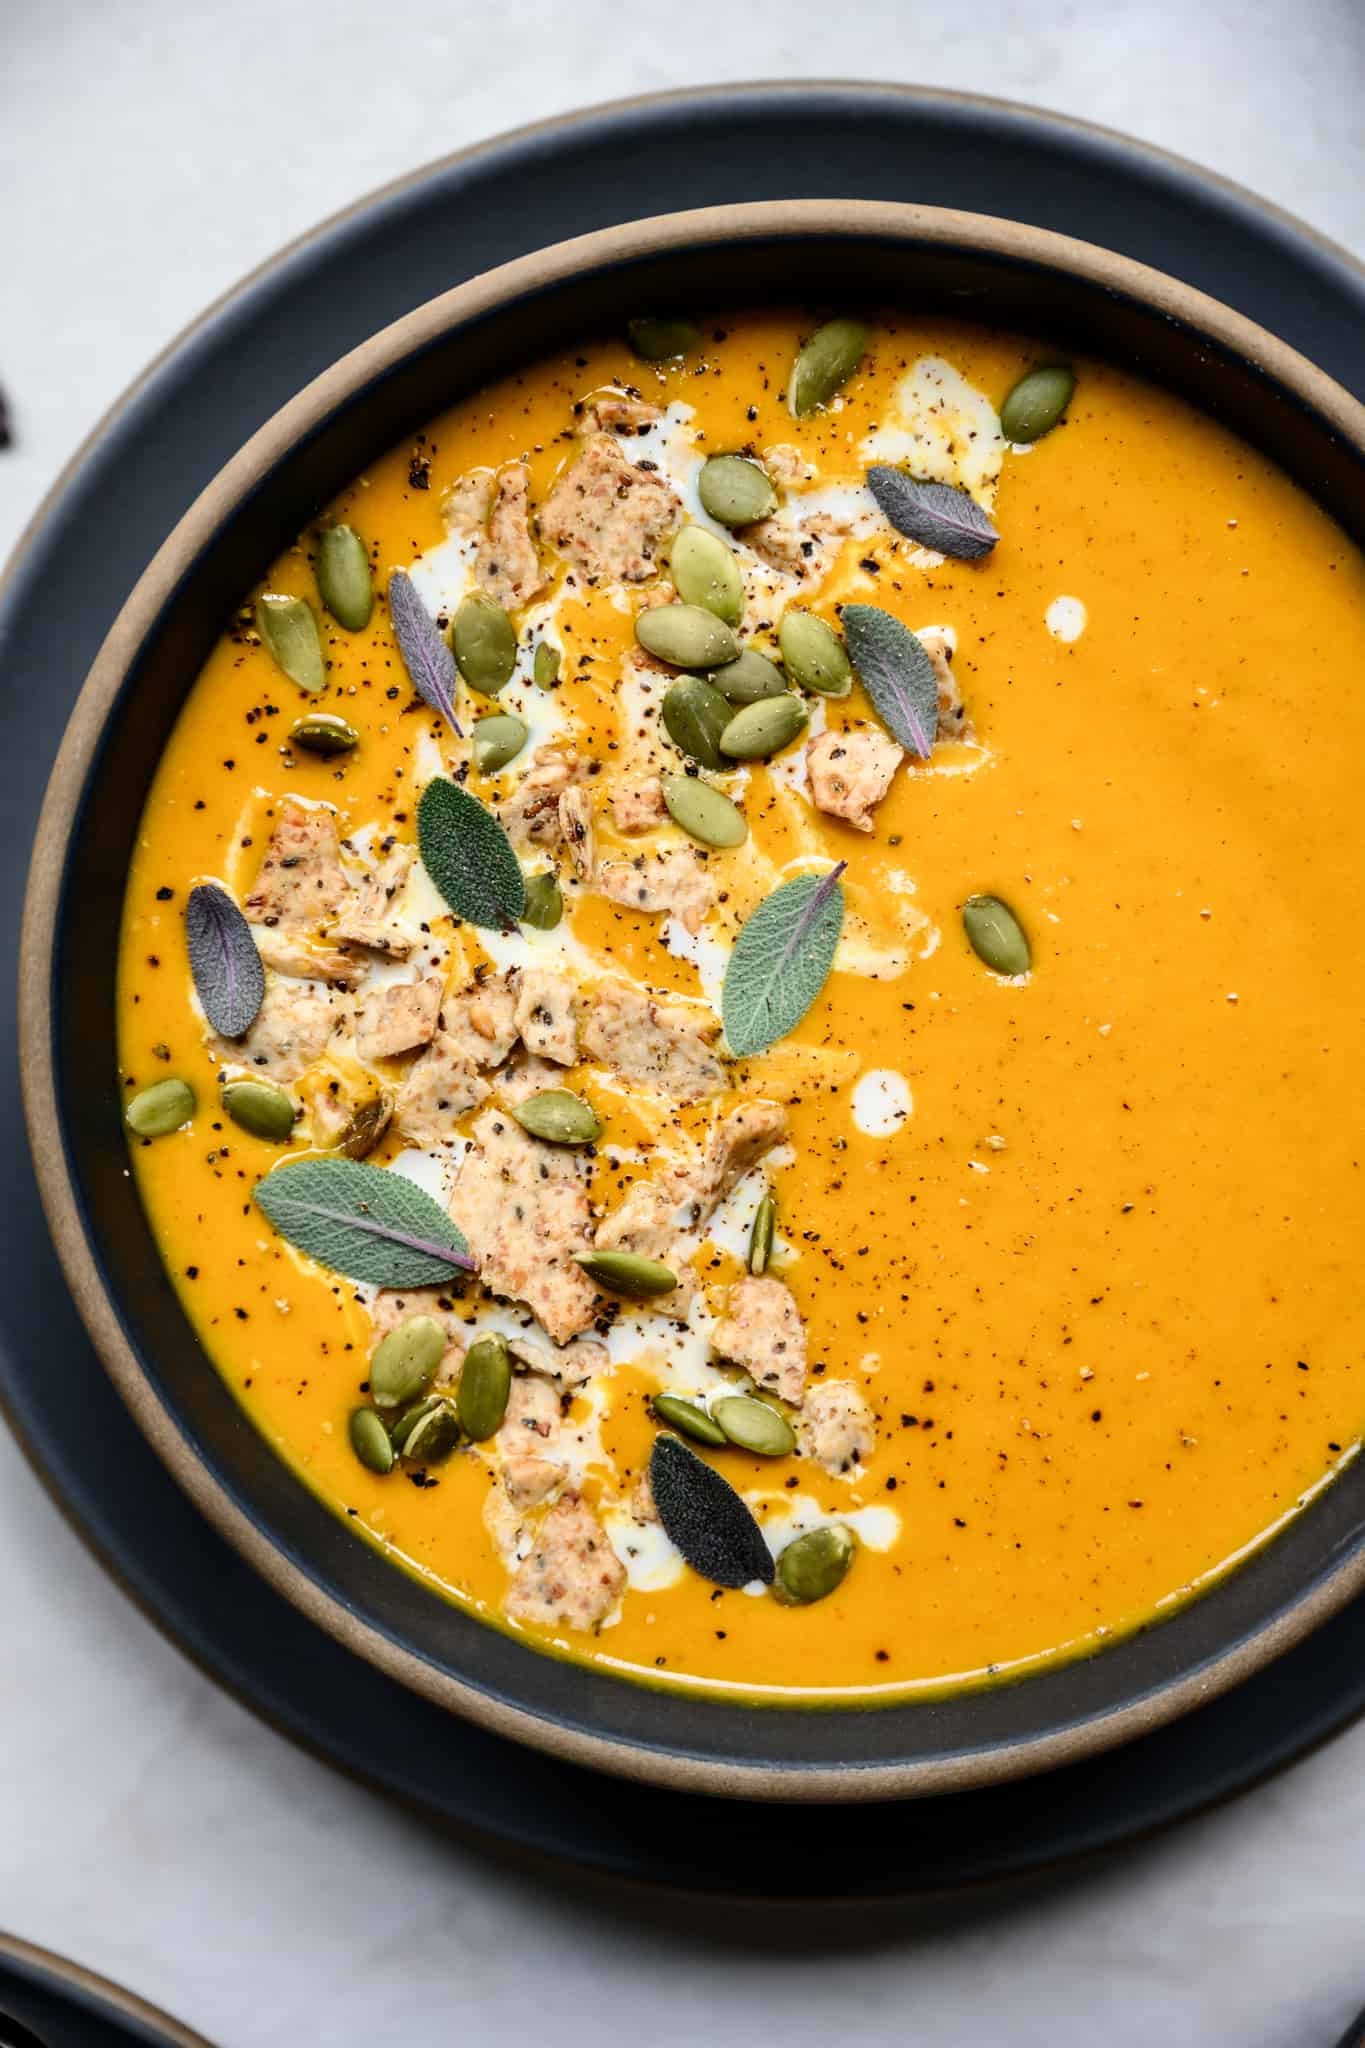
[{"left": 349, "top": 1322, "right": 515, "bottom": 1477}]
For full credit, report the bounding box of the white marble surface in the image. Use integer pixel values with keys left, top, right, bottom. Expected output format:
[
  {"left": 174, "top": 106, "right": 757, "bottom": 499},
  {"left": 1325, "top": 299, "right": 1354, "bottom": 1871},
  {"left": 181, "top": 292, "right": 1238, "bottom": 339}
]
[{"left": 4, "top": 4, "right": 1365, "bottom": 2042}]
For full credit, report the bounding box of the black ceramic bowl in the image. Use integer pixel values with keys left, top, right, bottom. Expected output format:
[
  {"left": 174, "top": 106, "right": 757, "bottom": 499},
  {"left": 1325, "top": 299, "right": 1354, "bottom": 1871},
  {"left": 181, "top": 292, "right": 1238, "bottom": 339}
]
[{"left": 20, "top": 201, "right": 1365, "bottom": 1799}]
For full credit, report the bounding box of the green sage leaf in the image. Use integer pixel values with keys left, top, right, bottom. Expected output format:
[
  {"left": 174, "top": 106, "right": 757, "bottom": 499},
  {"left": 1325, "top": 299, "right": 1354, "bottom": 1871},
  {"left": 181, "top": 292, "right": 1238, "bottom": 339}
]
[
  {"left": 417, "top": 777, "right": 526, "bottom": 931},
  {"left": 254, "top": 1156, "right": 473, "bottom": 1287},
  {"left": 721, "top": 865, "right": 846, "bottom": 1057},
  {"left": 841, "top": 604, "right": 939, "bottom": 759}
]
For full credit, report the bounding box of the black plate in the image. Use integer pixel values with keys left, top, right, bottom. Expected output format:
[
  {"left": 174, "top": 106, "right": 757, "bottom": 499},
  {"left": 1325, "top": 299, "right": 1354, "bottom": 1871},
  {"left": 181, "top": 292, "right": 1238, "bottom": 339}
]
[
  {"left": 5, "top": 84, "right": 1365, "bottom": 1890},
  {"left": 0, "top": 1935, "right": 208, "bottom": 2048}
]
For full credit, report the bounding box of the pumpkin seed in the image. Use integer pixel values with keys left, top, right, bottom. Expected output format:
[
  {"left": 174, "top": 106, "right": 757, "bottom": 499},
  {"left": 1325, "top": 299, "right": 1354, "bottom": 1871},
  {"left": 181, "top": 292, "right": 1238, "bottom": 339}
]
[
  {"left": 661, "top": 676, "right": 733, "bottom": 771},
  {"left": 473, "top": 714, "right": 528, "bottom": 774},
  {"left": 533, "top": 640, "right": 561, "bottom": 690},
  {"left": 337, "top": 1095, "right": 392, "bottom": 1160},
  {"left": 255, "top": 593, "right": 325, "bottom": 694},
  {"left": 712, "top": 1394, "right": 796, "bottom": 1457},
  {"left": 457, "top": 1332, "right": 512, "bottom": 1441},
  {"left": 453, "top": 592, "right": 517, "bottom": 695},
  {"left": 521, "top": 872, "right": 563, "bottom": 930},
  {"left": 651, "top": 1394, "right": 727, "bottom": 1446},
  {"left": 778, "top": 610, "right": 852, "bottom": 697},
  {"left": 748, "top": 1192, "right": 775, "bottom": 1275},
  {"left": 775, "top": 1524, "right": 856, "bottom": 1605},
  {"left": 316, "top": 524, "right": 373, "bottom": 631},
  {"left": 388, "top": 1396, "right": 440, "bottom": 1456},
  {"left": 290, "top": 711, "right": 360, "bottom": 757},
  {"left": 1000, "top": 365, "right": 1075, "bottom": 444},
  {"left": 963, "top": 894, "right": 1031, "bottom": 976},
  {"left": 698, "top": 454, "right": 778, "bottom": 528},
  {"left": 788, "top": 318, "right": 870, "bottom": 419},
  {"left": 574, "top": 1250, "right": 678, "bottom": 1298},
  {"left": 220, "top": 1078, "right": 295, "bottom": 1142},
  {"left": 400, "top": 1397, "right": 462, "bottom": 1466},
  {"left": 719, "top": 694, "right": 808, "bottom": 760},
  {"left": 628, "top": 316, "right": 701, "bottom": 362},
  {"left": 369, "top": 1314, "right": 447, "bottom": 1410},
  {"left": 670, "top": 526, "right": 743, "bottom": 626},
  {"left": 125, "top": 1078, "right": 195, "bottom": 1138},
  {"left": 636, "top": 602, "right": 739, "bottom": 671},
  {"left": 662, "top": 773, "right": 747, "bottom": 849},
  {"left": 707, "top": 647, "right": 785, "bottom": 704},
  {"left": 349, "top": 1406, "right": 394, "bottom": 1475},
  {"left": 513, "top": 1089, "right": 602, "bottom": 1145}
]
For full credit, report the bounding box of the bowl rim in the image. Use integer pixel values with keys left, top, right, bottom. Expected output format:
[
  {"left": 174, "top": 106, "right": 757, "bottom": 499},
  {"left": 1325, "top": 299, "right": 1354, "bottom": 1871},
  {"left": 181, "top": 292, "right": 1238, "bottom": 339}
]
[{"left": 19, "top": 195, "right": 1365, "bottom": 1800}]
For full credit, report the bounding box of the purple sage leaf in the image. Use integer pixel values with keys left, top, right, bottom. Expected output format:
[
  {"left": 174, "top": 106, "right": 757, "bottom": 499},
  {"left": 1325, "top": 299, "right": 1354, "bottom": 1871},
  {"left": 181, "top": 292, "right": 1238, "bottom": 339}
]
[
  {"left": 388, "top": 568, "right": 462, "bottom": 735},
  {"left": 185, "top": 882, "right": 265, "bottom": 1038},
  {"left": 867, "top": 466, "right": 999, "bottom": 561},
  {"left": 841, "top": 605, "right": 939, "bottom": 760}
]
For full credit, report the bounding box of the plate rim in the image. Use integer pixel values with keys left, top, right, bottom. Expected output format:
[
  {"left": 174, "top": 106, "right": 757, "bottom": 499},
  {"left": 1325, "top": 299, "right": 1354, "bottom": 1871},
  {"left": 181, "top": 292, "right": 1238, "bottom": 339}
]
[{"left": 17, "top": 185, "right": 1365, "bottom": 1801}]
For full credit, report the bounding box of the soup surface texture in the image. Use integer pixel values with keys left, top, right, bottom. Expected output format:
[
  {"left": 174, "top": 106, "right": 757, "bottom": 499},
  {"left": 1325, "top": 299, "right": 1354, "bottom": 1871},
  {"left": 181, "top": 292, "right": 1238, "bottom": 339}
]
[{"left": 117, "top": 312, "right": 1365, "bottom": 1701}]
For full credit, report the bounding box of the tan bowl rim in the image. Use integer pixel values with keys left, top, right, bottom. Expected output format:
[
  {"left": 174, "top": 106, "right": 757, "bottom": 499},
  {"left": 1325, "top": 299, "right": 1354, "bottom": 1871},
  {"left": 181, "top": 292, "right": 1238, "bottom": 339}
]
[{"left": 18, "top": 195, "right": 1365, "bottom": 1801}]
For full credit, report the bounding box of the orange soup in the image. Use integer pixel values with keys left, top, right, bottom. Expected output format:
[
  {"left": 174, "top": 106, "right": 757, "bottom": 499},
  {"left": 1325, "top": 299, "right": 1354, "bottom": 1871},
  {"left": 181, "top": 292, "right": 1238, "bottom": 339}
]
[{"left": 116, "top": 311, "right": 1365, "bottom": 1700}]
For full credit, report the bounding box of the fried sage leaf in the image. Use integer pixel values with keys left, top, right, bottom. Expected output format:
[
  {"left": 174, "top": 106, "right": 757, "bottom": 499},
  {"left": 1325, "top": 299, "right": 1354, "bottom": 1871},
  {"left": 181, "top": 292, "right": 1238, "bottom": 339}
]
[
  {"left": 866, "top": 466, "right": 999, "bottom": 562},
  {"left": 650, "top": 1433, "right": 774, "bottom": 1588},
  {"left": 720, "top": 865, "right": 846, "bottom": 1058},
  {"left": 417, "top": 777, "right": 526, "bottom": 931},
  {"left": 841, "top": 604, "right": 939, "bottom": 760},
  {"left": 185, "top": 882, "right": 265, "bottom": 1038},
  {"left": 387, "top": 568, "right": 462, "bottom": 734},
  {"left": 254, "top": 1156, "right": 474, "bottom": 1287}
]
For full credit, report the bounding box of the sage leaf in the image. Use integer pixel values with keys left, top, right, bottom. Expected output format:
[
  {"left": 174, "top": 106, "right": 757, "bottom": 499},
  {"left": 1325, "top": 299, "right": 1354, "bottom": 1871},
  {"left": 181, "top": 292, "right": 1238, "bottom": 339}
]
[
  {"left": 866, "top": 466, "right": 999, "bottom": 561},
  {"left": 649, "top": 1434, "right": 774, "bottom": 1588},
  {"left": 254, "top": 1157, "right": 474, "bottom": 1287},
  {"left": 185, "top": 883, "right": 265, "bottom": 1038},
  {"left": 721, "top": 864, "right": 846, "bottom": 1057},
  {"left": 387, "top": 568, "right": 462, "bottom": 735},
  {"left": 841, "top": 604, "right": 939, "bottom": 759},
  {"left": 417, "top": 776, "right": 526, "bottom": 931}
]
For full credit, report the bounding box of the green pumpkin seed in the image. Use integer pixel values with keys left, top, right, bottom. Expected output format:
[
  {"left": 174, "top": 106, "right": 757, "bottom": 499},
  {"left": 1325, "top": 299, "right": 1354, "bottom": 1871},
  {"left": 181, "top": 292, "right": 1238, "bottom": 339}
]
[
  {"left": 963, "top": 894, "right": 1032, "bottom": 976},
  {"left": 712, "top": 1394, "right": 797, "bottom": 1457},
  {"left": 628, "top": 317, "right": 701, "bottom": 362},
  {"left": 748, "top": 1192, "right": 776, "bottom": 1276},
  {"left": 775, "top": 1524, "right": 856, "bottom": 1605},
  {"left": 453, "top": 592, "right": 517, "bottom": 695},
  {"left": 670, "top": 526, "right": 743, "bottom": 626},
  {"left": 1000, "top": 365, "right": 1075, "bottom": 444},
  {"left": 220, "top": 1078, "right": 295, "bottom": 1142},
  {"left": 533, "top": 640, "right": 561, "bottom": 690},
  {"left": 513, "top": 1089, "right": 602, "bottom": 1145},
  {"left": 574, "top": 1250, "right": 678, "bottom": 1298},
  {"left": 369, "top": 1314, "right": 447, "bottom": 1410},
  {"left": 651, "top": 1394, "right": 727, "bottom": 1446},
  {"left": 457, "top": 1332, "right": 512, "bottom": 1441},
  {"left": 290, "top": 712, "right": 360, "bottom": 757},
  {"left": 661, "top": 676, "right": 733, "bottom": 771},
  {"left": 349, "top": 1406, "right": 394, "bottom": 1475},
  {"left": 388, "top": 1396, "right": 440, "bottom": 1456},
  {"left": 719, "top": 694, "right": 809, "bottom": 760},
  {"left": 316, "top": 525, "right": 374, "bottom": 631},
  {"left": 698, "top": 455, "right": 778, "bottom": 528},
  {"left": 636, "top": 602, "right": 739, "bottom": 671},
  {"left": 255, "top": 593, "right": 325, "bottom": 694},
  {"left": 400, "top": 1397, "right": 462, "bottom": 1466},
  {"left": 778, "top": 610, "right": 852, "bottom": 697},
  {"left": 788, "top": 318, "right": 870, "bottom": 419},
  {"left": 521, "top": 872, "right": 563, "bottom": 930},
  {"left": 125, "top": 1077, "right": 195, "bottom": 1139},
  {"left": 337, "top": 1095, "right": 392, "bottom": 1160},
  {"left": 661, "top": 773, "right": 747, "bottom": 849},
  {"left": 473, "top": 714, "right": 528, "bottom": 774},
  {"left": 707, "top": 647, "right": 785, "bottom": 704}
]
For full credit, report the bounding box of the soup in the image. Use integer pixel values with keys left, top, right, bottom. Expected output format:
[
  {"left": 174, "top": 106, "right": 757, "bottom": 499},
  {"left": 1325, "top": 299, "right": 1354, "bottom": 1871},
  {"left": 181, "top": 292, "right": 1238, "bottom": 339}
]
[{"left": 116, "top": 310, "right": 1365, "bottom": 1701}]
